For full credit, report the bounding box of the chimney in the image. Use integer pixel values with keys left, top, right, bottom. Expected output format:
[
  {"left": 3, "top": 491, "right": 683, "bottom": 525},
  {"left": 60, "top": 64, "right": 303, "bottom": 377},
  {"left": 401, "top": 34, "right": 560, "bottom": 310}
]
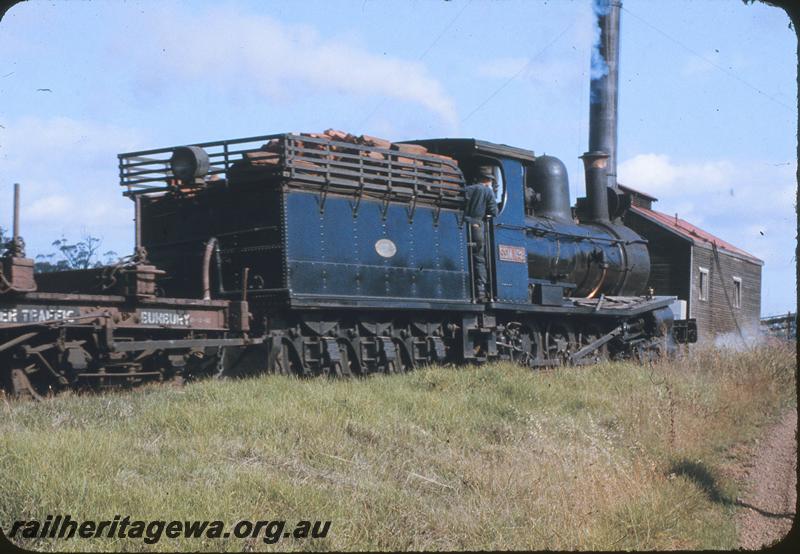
[
  {"left": 580, "top": 151, "right": 610, "bottom": 222},
  {"left": 582, "top": 0, "right": 621, "bottom": 221}
]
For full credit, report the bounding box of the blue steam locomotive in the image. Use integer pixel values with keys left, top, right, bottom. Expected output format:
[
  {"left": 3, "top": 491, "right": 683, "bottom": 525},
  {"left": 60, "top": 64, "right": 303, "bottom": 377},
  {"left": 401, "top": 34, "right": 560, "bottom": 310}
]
[
  {"left": 0, "top": 0, "right": 695, "bottom": 396},
  {"left": 113, "top": 128, "right": 692, "bottom": 377}
]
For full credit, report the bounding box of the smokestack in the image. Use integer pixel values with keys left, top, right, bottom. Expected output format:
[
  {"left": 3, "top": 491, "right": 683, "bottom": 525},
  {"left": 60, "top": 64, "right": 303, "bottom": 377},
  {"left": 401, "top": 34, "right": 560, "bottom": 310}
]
[
  {"left": 588, "top": 0, "right": 621, "bottom": 186},
  {"left": 581, "top": 0, "right": 621, "bottom": 222}
]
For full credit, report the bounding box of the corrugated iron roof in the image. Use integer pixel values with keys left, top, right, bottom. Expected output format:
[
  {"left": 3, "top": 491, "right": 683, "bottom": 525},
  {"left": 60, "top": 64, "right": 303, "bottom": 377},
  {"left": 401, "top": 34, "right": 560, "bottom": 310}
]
[{"left": 630, "top": 205, "right": 763, "bottom": 265}]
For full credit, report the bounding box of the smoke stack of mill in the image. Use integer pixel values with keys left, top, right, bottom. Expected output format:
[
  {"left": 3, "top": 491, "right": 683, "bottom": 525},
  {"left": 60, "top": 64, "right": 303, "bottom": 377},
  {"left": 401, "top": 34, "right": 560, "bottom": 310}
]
[{"left": 583, "top": 0, "right": 621, "bottom": 222}]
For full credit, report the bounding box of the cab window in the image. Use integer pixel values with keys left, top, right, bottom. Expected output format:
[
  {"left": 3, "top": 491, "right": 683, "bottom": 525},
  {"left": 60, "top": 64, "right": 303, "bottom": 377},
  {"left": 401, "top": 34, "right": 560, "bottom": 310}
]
[
  {"left": 491, "top": 165, "right": 506, "bottom": 212},
  {"left": 469, "top": 160, "right": 506, "bottom": 214}
]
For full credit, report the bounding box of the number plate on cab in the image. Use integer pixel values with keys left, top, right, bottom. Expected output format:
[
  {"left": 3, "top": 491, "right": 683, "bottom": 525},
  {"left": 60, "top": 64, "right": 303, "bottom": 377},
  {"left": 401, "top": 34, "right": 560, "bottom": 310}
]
[{"left": 498, "top": 244, "right": 527, "bottom": 264}]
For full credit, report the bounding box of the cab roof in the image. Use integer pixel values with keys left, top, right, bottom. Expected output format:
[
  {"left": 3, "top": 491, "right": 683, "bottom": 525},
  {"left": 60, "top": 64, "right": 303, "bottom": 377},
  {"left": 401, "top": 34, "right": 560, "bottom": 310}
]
[{"left": 402, "top": 138, "right": 536, "bottom": 163}]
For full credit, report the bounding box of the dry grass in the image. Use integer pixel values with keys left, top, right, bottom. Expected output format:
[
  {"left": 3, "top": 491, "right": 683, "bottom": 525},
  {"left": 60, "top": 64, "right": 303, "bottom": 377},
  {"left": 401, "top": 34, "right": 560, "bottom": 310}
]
[{"left": 0, "top": 341, "right": 794, "bottom": 551}]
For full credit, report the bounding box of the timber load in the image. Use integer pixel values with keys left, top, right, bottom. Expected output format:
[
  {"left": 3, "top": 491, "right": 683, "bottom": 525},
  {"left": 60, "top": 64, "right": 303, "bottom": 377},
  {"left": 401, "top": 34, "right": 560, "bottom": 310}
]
[{"left": 118, "top": 129, "right": 466, "bottom": 210}]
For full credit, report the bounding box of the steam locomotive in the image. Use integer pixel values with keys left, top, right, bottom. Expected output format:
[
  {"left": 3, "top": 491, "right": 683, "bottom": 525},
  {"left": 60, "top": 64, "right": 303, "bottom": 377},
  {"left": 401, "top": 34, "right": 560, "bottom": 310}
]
[
  {"left": 0, "top": 1, "right": 696, "bottom": 398},
  {"left": 0, "top": 129, "right": 694, "bottom": 397}
]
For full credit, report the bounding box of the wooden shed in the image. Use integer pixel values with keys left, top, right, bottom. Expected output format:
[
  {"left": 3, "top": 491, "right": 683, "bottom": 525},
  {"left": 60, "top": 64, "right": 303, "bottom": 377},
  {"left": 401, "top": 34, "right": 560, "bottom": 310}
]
[{"left": 620, "top": 185, "right": 763, "bottom": 342}]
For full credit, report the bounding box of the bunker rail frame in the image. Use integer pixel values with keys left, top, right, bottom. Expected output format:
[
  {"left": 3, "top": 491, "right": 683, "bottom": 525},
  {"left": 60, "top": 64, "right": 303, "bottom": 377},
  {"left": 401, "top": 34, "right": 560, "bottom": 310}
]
[{"left": 118, "top": 133, "right": 466, "bottom": 214}]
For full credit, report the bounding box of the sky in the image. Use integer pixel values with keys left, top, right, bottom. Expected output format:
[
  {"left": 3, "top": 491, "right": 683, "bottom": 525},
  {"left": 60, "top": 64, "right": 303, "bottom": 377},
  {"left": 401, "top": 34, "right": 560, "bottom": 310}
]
[{"left": 0, "top": 0, "right": 796, "bottom": 316}]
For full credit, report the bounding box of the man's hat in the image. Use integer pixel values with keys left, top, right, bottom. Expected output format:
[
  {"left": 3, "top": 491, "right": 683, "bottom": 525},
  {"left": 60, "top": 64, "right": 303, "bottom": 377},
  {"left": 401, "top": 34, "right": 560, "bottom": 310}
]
[{"left": 477, "top": 165, "right": 496, "bottom": 182}]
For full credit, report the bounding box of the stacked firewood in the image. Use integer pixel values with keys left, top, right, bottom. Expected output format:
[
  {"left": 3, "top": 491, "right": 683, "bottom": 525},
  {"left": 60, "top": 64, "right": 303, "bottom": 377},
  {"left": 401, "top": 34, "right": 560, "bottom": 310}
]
[
  {"left": 240, "top": 129, "right": 465, "bottom": 204},
  {"left": 244, "top": 129, "right": 457, "bottom": 170}
]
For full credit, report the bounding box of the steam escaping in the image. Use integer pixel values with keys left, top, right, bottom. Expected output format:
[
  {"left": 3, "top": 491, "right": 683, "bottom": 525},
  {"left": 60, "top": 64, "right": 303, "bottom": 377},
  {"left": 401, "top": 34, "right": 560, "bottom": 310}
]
[
  {"left": 711, "top": 325, "right": 765, "bottom": 352},
  {"left": 590, "top": 0, "right": 612, "bottom": 81}
]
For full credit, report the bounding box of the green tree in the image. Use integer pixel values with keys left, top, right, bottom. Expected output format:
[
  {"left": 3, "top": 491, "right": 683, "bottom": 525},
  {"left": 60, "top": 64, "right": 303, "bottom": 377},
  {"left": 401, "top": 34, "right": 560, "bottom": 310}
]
[{"left": 35, "top": 234, "right": 117, "bottom": 273}]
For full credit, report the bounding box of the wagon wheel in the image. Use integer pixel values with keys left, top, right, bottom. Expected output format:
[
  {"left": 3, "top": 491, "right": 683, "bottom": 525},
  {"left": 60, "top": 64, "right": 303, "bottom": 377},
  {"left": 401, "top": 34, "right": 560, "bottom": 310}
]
[
  {"left": 8, "top": 367, "right": 45, "bottom": 401},
  {"left": 544, "top": 322, "right": 577, "bottom": 366},
  {"left": 3, "top": 354, "right": 53, "bottom": 401}
]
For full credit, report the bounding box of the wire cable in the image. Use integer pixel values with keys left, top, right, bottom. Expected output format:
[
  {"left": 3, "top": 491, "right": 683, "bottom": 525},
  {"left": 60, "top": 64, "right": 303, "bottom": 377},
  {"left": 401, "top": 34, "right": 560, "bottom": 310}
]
[
  {"left": 357, "top": 0, "right": 474, "bottom": 129},
  {"left": 622, "top": 5, "right": 793, "bottom": 112},
  {"left": 461, "top": 21, "right": 575, "bottom": 124}
]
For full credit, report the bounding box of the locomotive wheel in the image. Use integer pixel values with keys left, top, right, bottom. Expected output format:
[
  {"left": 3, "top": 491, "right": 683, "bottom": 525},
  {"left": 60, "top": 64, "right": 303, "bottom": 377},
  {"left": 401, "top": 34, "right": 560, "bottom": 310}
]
[
  {"left": 544, "top": 322, "right": 577, "bottom": 366},
  {"left": 528, "top": 325, "right": 545, "bottom": 367},
  {"left": 513, "top": 325, "right": 543, "bottom": 368}
]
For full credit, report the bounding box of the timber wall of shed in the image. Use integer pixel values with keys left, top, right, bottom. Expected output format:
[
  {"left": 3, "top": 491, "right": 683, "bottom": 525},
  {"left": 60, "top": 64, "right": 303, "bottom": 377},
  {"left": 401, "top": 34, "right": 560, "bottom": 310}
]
[{"left": 690, "top": 245, "right": 762, "bottom": 341}]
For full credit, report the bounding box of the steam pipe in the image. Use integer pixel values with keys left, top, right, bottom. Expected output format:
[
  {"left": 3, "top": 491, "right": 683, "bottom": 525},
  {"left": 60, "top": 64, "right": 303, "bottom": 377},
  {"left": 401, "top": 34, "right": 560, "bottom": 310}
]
[
  {"left": 202, "top": 236, "right": 234, "bottom": 299},
  {"left": 588, "top": 0, "right": 621, "bottom": 189},
  {"left": 202, "top": 237, "right": 217, "bottom": 300}
]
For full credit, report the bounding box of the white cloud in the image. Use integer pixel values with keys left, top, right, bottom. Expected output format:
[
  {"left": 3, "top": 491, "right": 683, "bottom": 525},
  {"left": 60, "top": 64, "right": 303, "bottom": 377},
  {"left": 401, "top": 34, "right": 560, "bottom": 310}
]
[
  {"left": 0, "top": 116, "right": 143, "bottom": 257},
  {"left": 618, "top": 153, "right": 734, "bottom": 194},
  {"left": 0, "top": 116, "right": 143, "bottom": 177},
  {"left": 475, "top": 17, "right": 592, "bottom": 92},
  {"left": 619, "top": 152, "right": 796, "bottom": 314},
  {"left": 129, "top": 7, "right": 457, "bottom": 127},
  {"left": 26, "top": 195, "right": 72, "bottom": 220}
]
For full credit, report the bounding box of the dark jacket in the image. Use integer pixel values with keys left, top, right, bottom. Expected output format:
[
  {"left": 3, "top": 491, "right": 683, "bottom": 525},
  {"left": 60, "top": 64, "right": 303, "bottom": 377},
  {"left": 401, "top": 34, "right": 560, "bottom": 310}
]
[{"left": 464, "top": 183, "right": 498, "bottom": 224}]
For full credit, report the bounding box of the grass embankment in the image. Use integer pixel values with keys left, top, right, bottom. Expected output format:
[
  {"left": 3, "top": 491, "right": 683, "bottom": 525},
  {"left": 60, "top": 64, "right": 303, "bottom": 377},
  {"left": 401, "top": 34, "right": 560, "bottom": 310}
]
[{"left": 0, "top": 342, "right": 795, "bottom": 551}]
